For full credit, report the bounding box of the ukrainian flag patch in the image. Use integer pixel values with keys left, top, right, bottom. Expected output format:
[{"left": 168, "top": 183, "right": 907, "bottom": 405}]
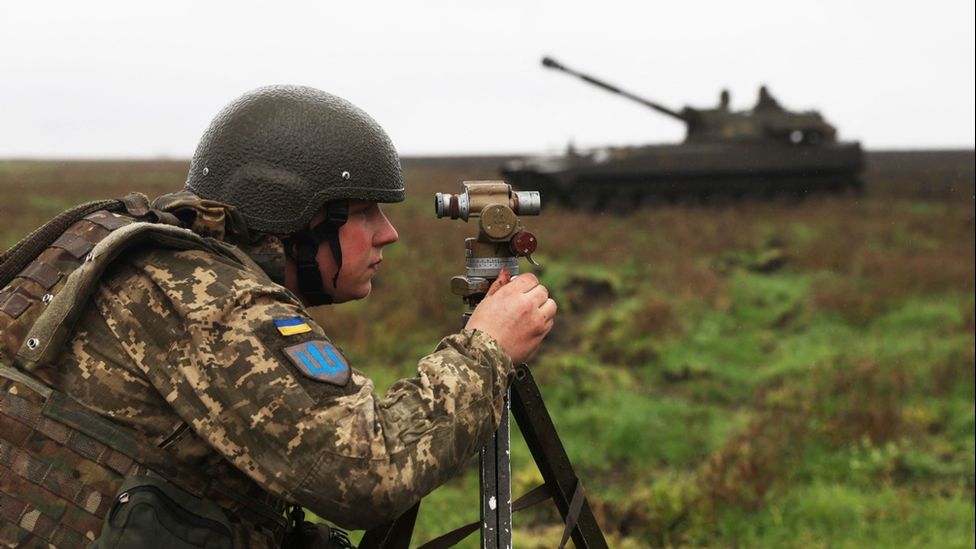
[{"left": 274, "top": 316, "right": 312, "bottom": 336}]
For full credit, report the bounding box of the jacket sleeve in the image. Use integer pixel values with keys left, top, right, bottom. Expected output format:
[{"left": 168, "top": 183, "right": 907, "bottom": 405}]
[{"left": 93, "top": 247, "right": 513, "bottom": 530}]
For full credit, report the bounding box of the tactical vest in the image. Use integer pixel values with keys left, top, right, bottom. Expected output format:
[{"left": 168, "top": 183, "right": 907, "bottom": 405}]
[{"left": 0, "top": 194, "right": 288, "bottom": 547}]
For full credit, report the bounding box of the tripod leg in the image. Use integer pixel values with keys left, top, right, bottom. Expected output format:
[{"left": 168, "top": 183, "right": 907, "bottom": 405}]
[
  {"left": 480, "top": 390, "right": 513, "bottom": 549},
  {"left": 510, "top": 366, "right": 608, "bottom": 549},
  {"left": 358, "top": 502, "right": 419, "bottom": 549}
]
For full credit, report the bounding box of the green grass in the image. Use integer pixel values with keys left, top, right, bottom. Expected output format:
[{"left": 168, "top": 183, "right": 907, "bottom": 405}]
[
  {"left": 2, "top": 159, "right": 973, "bottom": 547},
  {"left": 710, "top": 483, "right": 975, "bottom": 548}
]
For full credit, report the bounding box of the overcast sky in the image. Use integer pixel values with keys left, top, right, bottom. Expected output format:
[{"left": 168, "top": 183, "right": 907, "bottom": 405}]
[{"left": 1, "top": 0, "right": 973, "bottom": 158}]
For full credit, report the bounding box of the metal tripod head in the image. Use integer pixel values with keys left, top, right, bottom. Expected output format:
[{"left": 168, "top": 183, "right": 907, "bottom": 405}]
[{"left": 435, "top": 181, "right": 541, "bottom": 310}]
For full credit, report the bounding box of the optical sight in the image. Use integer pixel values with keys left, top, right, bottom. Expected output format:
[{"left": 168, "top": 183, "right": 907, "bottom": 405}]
[{"left": 435, "top": 181, "right": 540, "bottom": 221}]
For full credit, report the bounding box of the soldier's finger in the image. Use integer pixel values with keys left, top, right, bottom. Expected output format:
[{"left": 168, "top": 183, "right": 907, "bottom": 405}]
[
  {"left": 486, "top": 269, "right": 511, "bottom": 296},
  {"left": 526, "top": 284, "right": 549, "bottom": 305},
  {"left": 508, "top": 272, "right": 539, "bottom": 292},
  {"left": 543, "top": 315, "right": 555, "bottom": 333},
  {"left": 539, "top": 298, "right": 557, "bottom": 321}
]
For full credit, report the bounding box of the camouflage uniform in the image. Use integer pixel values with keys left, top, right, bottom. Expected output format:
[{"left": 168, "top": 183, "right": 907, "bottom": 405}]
[{"left": 15, "top": 193, "right": 514, "bottom": 547}]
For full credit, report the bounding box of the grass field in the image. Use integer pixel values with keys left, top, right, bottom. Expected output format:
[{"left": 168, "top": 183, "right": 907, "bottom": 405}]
[{"left": 1, "top": 151, "right": 973, "bottom": 548}]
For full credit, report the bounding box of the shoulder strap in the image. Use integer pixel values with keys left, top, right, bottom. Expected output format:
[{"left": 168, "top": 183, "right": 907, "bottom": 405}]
[
  {"left": 0, "top": 193, "right": 183, "bottom": 289},
  {"left": 0, "top": 198, "right": 124, "bottom": 288},
  {"left": 8, "top": 214, "right": 237, "bottom": 372}
]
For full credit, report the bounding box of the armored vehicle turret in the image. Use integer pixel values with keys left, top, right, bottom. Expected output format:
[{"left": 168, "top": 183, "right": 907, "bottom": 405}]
[{"left": 502, "top": 58, "right": 863, "bottom": 209}]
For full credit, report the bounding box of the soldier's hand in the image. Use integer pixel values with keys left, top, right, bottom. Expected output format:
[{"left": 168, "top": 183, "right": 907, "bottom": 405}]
[{"left": 466, "top": 269, "right": 557, "bottom": 364}]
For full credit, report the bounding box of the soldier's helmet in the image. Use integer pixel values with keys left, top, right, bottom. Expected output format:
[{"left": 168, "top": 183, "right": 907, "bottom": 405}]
[{"left": 185, "top": 85, "right": 405, "bottom": 235}]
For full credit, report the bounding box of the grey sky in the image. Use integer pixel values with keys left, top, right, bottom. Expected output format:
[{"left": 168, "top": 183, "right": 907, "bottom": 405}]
[{"left": 1, "top": 0, "right": 973, "bottom": 158}]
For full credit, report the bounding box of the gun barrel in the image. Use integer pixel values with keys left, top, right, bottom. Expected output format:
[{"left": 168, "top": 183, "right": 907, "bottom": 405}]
[{"left": 541, "top": 57, "right": 688, "bottom": 122}]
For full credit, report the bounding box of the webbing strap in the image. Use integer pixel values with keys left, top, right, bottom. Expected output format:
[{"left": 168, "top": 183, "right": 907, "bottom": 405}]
[
  {"left": 283, "top": 200, "right": 348, "bottom": 306},
  {"left": 0, "top": 438, "right": 113, "bottom": 517},
  {"left": 415, "top": 480, "right": 589, "bottom": 549},
  {"left": 416, "top": 483, "right": 553, "bottom": 549},
  {"left": 0, "top": 364, "right": 52, "bottom": 398},
  {"left": 41, "top": 391, "right": 163, "bottom": 478},
  {"left": 557, "top": 480, "right": 587, "bottom": 549},
  {"left": 1, "top": 367, "right": 289, "bottom": 533},
  {"left": 0, "top": 375, "right": 123, "bottom": 546},
  {"left": 0, "top": 520, "right": 40, "bottom": 547},
  {"left": 44, "top": 390, "right": 288, "bottom": 529},
  {"left": 1, "top": 388, "right": 137, "bottom": 480},
  {"left": 0, "top": 481, "right": 92, "bottom": 548}
]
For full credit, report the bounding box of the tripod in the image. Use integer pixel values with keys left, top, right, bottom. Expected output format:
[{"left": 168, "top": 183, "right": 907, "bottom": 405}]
[{"left": 359, "top": 182, "right": 607, "bottom": 548}]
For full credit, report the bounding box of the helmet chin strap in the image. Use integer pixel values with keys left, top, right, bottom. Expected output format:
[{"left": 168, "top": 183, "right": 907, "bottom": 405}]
[{"left": 285, "top": 201, "right": 348, "bottom": 306}]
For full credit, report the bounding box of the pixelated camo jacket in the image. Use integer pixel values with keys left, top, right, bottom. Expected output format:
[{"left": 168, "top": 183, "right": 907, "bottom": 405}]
[{"left": 20, "top": 193, "right": 514, "bottom": 536}]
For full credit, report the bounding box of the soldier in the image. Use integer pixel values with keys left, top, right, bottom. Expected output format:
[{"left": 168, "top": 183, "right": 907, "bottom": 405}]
[
  {"left": 719, "top": 89, "right": 730, "bottom": 110},
  {"left": 755, "top": 85, "right": 783, "bottom": 111},
  {"left": 0, "top": 86, "right": 556, "bottom": 548}
]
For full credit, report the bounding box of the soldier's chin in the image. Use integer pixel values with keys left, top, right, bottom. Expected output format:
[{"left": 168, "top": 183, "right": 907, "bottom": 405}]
[
  {"left": 334, "top": 284, "right": 372, "bottom": 303},
  {"left": 359, "top": 283, "right": 374, "bottom": 300}
]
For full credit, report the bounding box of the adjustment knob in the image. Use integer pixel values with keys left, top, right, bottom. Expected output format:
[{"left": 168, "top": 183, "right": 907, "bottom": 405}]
[{"left": 510, "top": 231, "right": 538, "bottom": 257}]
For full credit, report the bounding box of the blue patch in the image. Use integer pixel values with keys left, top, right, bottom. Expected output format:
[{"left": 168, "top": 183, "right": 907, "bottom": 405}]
[{"left": 283, "top": 340, "right": 350, "bottom": 386}]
